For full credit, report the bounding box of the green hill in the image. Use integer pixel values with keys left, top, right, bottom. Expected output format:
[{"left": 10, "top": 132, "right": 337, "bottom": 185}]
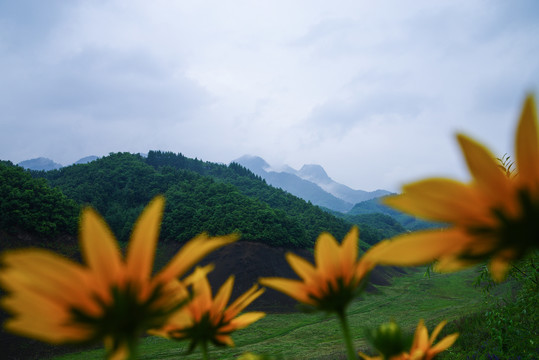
[
  {"left": 1, "top": 150, "right": 425, "bottom": 250},
  {"left": 0, "top": 160, "right": 79, "bottom": 240},
  {"left": 25, "top": 152, "right": 349, "bottom": 248},
  {"left": 347, "top": 197, "right": 443, "bottom": 231}
]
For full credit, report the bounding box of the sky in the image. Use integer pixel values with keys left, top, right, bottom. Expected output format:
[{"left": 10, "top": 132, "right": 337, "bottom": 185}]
[{"left": 1, "top": 1, "right": 538, "bottom": 192}]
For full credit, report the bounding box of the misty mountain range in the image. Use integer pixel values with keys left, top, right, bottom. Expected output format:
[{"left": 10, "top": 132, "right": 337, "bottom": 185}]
[
  {"left": 233, "top": 155, "right": 391, "bottom": 212},
  {"left": 17, "top": 154, "right": 391, "bottom": 213}
]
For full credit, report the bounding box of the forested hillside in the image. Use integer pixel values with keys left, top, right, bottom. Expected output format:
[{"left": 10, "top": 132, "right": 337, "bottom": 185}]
[
  {"left": 2, "top": 151, "right": 420, "bottom": 250},
  {"left": 0, "top": 160, "right": 78, "bottom": 238},
  {"left": 27, "top": 152, "right": 354, "bottom": 248},
  {"left": 0, "top": 153, "right": 416, "bottom": 359}
]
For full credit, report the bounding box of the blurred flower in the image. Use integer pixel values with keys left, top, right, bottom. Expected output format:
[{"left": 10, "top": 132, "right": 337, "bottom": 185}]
[
  {"left": 260, "top": 226, "right": 373, "bottom": 359},
  {"left": 0, "top": 196, "right": 237, "bottom": 360},
  {"left": 366, "top": 95, "right": 539, "bottom": 281},
  {"left": 359, "top": 320, "right": 458, "bottom": 360},
  {"left": 259, "top": 226, "right": 373, "bottom": 314},
  {"left": 406, "top": 319, "right": 458, "bottom": 360},
  {"left": 362, "top": 320, "right": 409, "bottom": 360},
  {"left": 151, "top": 266, "right": 265, "bottom": 357}
]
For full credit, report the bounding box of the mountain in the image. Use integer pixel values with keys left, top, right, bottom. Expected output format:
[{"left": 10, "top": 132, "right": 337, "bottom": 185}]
[
  {"left": 27, "top": 151, "right": 362, "bottom": 248},
  {"left": 17, "top": 157, "right": 62, "bottom": 171},
  {"left": 1, "top": 155, "right": 413, "bottom": 360},
  {"left": 74, "top": 155, "right": 99, "bottom": 164},
  {"left": 234, "top": 155, "right": 354, "bottom": 212},
  {"left": 17, "top": 155, "right": 100, "bottom": 170},
  {"left": 233, "top": 155, "right": 390, "bottom": 212},
  {"left": 295, "top": 164, "right": 391, "bottom": 204}
]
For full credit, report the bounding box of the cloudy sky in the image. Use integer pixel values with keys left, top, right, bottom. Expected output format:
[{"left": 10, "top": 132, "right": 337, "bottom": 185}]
[{"left": 1, "top": 0, "right": 538, "bottom": 192}]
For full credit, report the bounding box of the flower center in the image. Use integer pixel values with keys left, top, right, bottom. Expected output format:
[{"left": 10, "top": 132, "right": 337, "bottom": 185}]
[
  {"left": 69, "top": 282, "right": 185, "bottom": 349},
  {"left": 466, "top": 189, "right": 539, "bottom": 260}
]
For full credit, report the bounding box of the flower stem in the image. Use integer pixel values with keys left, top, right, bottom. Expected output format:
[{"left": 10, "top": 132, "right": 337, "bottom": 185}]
[
  {"left": 337, "top": 310, "right": 357, "bottom": 360},
  {"left": 126, "top": 337, "right": 139, "bottom": 360},
  {"left": 201, "top": 342, "right": 209, "bottom": 360}
]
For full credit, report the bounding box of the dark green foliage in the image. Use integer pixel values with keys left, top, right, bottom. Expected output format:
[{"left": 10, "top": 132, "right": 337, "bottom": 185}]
[
  {"left": 33, "top": 152, "right": 352, "bottom": 248},
  {"left": 0, "top": 160, "right": 79, "bottom": 237},
  {"left": 338, "top": 212, "right": 408, "bottom": 245},
  {"left": 145, "top": 151, "right": 352, "bottom": 246},
  {"left": 22, "top": 150, "right": 405, "bottom": 249},
  {"left": 162, "top": 177, "right": 309, "bottom": 247},
  {"left": 440, "top": 253, "right": 539, "bottom": 359},
  {"left": 36, "top": 153, "right": 165, "bottom": 241}
]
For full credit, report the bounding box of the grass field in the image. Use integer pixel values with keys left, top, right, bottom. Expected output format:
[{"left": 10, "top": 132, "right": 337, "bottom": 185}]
[{"left": 52, "top": 267, "right": 511, "bottom": 360}]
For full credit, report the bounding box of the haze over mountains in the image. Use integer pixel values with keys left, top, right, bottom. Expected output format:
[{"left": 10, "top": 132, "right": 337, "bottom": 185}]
[{"left": 234, "top": 155, "right": 391, "bottom": 212}]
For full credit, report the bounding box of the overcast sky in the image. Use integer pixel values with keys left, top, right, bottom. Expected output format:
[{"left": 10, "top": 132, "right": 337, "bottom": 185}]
[{"left": 1, "top": 1, "right": 538, "bottom": 192}]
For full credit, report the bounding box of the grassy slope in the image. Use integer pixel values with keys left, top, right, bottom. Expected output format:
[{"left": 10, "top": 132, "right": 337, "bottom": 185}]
[{"left": 52, "top": 267, "right": 509, "bottom": 360}]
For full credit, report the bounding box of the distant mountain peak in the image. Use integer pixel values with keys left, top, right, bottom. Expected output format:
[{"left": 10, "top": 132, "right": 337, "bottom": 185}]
[
  {"left": 298, "top": 164, "right": 331, "bottom": 184},
  {"left": 232, "top": 155, "right": 271, "bottom": 176},
  {"left": 18, "top": 157, "right": 63, "bottom": 171},
  {"left": 234, "top": 154, "right": 390, "bottom": 212},
  {"left": 234, "top": 155, "right": 270, "bottom": 168},
  {"left": 74, "top": 156, "right": 99, "bottom": 165}
]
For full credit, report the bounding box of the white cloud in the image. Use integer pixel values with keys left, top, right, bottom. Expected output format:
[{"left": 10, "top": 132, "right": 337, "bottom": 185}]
[{"left": 0, "top": 0, "right": 538, "bottom": 192}]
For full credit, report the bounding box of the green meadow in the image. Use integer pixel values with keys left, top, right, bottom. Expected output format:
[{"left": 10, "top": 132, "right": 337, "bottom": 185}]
[{"left": 53, "top": 267, "right": 514, "bottom": 360}]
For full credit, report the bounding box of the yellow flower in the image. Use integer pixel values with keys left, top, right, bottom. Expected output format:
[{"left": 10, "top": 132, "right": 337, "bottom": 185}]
[
  {"left": 359, "top": 320, "right": 458, "bottom": 360},
  {"left": 0, "top": 196, "right": 237, "bottom": 359},
  {"left": 366, "top": 95, "right": 539, "bottom": 281},
  {"left": 151, "top": 267, "right": 265, "bottom": 353},
  {"left": 259, "top": 226, "right": 373, "bottom": 314},
  {"left": 406, "top": 320, "right": 459, "bottom": 360}
]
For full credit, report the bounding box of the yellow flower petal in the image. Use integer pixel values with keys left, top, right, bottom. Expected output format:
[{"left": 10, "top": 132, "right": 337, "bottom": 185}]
[
  {"left": 156, "top": 233, "right": 237, "bottom": 283},
  {"left": 413, "top": 322, "right": 429, "bottom": 353},
  {"left": 126, "top": 195, "right": 164, "bottom": 286},
  {"left": 429, "top": 333, "right": 459, "bottom": 356},
  {"left": 4, "top": 317, "right": 91, "bottom": 343},
  {"left": 516, "top": 94, "right": 539, "bottom": 191},
  {"left": 457, "top": 134, "right": 512, "bottom": 204},
  {"left": 80, "top": 207, "right": 123, "bottom": 289},
  {"left": 286, "top": 252, "right": 317, "bottom": 283},
  {"left": 433, "top": 256, "right": 478, "bottom": 273},
  {"left": 428, "top": 320, "right": 447, "bottom": 345},
  {"left": 0, "top": 250, "right": 101, "bottom": 316},
  {"left": 340, "top": 226, "right": 359, "bottom": 281},
  {"left": 226, "top": 284, "right": 265, "bottom": 320},
  {"left": 190, "top": 267, "right": 213, "bottom": 321},
  {"left": 258, "top": 277, "right": 312, "bottom": 305},
  {"left": 225, "top": 312, "right": 266, "bottom": 330},
  {"left": 2, "top": 292, "right": 70, "bottom": 324},
  {"left": 385, "top": 179, "right": 488, "bottom": 225},
  {"left": 212, "top": 275, "right": 234, "bottom": 319},
  {"left": 315, "top": 232, "right": 340, "bottom": 285},
  {"left": 355, "top": 258, "right": 375, "bottom": 282},
  {"left": 215, "top": 334, "right": 234, "bottom": 346},
  {"left": 488, "top": 248, "right": 514, "bottom": 282},
  {"left": 365, "top": 229, "right": 471, "bottom": 266}
]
